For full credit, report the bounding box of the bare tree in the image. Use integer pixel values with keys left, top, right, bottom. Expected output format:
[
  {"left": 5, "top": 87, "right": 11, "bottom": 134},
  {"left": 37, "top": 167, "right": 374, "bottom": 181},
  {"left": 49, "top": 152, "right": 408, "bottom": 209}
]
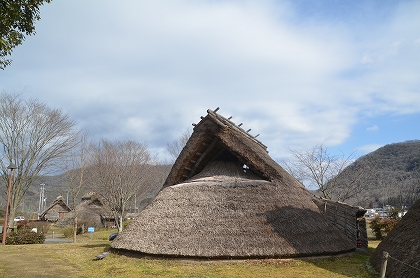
[
  {"left": 281, "top": 144, "right": 369, "bottom": 202},
  {"left": 166, "top": 129, "right": 191, "bottom": 162},
  {"left": 328, "top": 158, "right": 371, "bottom": 202},
  {"left": 386, "top": 172, "right": 420, "bottom": 209},
  {"left": 0, "top": 93, "right": 80, "bottom": 228},
  {"left": 404, "top": 172, "right": 420, "bottom": 207},
  {"left": 61, "top": 132, "right": 89, "bottom": 242},
  {"left": 89, "top": 139, "right": 157, "bottom": 232}
]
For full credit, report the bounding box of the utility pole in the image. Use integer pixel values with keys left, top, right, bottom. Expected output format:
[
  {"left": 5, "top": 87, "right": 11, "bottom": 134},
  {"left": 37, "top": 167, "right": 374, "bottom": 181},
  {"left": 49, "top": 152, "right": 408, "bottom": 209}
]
[{"left": 66, "top": 190, "right": 69, "bottom": 207}]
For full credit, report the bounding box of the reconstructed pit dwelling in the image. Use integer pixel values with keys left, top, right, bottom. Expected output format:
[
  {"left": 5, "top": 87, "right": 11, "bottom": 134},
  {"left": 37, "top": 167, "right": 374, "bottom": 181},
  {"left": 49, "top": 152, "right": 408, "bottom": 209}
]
[{"left": 111, "top": 108, "right": 367, "bottom": 259}]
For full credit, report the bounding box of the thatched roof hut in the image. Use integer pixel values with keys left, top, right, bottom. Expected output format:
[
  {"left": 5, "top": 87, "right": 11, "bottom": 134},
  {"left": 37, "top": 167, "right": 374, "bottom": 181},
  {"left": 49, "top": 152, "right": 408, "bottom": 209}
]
[
  {"left": 370, "top": 199, "right": 420, "bottom": 278},
  {"left": 55, "top": 193, "right": 115, "bottom": 228},
  {"left": 40, "top": 196, "right": 71, "bottom": 221},
  {"left": 111, "top": 108, "right": 363, "bottom": 258}
]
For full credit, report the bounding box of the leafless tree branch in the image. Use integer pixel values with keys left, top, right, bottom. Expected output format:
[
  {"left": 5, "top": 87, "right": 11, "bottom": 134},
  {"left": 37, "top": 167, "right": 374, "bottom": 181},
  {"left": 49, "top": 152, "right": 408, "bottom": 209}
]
[
  {"left": 281, "top": 144, "right": 369, "bottom": 202},
  {"left": 88, "top": 139, "right": 158, "bottom": 232},
  {"left": 0, "top": 93, "right": 80, "bottom": 226}
]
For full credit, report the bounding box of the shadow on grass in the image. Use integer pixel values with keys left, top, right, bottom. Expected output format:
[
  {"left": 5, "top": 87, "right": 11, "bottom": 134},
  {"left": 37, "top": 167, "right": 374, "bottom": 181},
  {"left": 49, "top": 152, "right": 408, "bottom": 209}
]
[{"left": 304, "top": 246, "right": 378, "bottom": 277}]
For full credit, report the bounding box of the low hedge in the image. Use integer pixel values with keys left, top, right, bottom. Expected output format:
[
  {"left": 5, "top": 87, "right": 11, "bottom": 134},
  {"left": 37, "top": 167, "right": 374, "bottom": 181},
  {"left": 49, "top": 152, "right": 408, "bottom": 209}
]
[
  {"left": 6, "top": 229, "right": 45, "bottom": 245},
  {"left": 5, "top": 220, "right": 45, "bottom": 245}
]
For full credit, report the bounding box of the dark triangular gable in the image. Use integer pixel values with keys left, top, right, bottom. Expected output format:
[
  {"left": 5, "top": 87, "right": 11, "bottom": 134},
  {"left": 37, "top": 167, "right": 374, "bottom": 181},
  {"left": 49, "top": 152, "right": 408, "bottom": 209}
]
[
  {"left": 40, "top": 196, "right": 71, "bottom": 220},
  {"left": 165, "top": 108, "right": 300, "bottom": 187}
]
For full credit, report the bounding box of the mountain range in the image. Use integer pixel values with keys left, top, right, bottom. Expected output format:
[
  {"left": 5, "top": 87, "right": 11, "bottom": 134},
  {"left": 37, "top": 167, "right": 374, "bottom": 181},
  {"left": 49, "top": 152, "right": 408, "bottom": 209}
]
[
  {"left": 332, "top": 140, "right": 420, "bottom": 208},
  {"left": 5, "top": 140, "right": 420, "bottom": 216}
]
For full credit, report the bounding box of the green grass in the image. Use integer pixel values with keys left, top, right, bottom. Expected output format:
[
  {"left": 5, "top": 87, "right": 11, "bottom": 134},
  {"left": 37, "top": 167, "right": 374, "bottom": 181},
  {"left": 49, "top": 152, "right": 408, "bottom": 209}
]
[{"left": 0, "top": 239, "right": 378, "bottom": 278}]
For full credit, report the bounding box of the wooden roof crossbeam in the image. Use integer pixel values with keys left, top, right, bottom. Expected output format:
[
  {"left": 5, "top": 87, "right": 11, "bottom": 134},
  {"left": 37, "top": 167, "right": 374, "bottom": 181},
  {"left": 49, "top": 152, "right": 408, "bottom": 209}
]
[
  {"left": 187, "top": 138, "right": 219, "bottom": 179},
  {"left": 193, "top": 108, "right": 268, "bottom": 152}
]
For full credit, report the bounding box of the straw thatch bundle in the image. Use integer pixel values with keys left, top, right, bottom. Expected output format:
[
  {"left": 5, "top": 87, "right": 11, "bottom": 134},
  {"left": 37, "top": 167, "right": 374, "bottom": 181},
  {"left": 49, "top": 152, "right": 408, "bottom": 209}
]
[
  {"left": 111, "top": 108, "right": 361, "bottom": 258},
  {"left": 370, "top": 198, "right": 420, "bottom": 278}
]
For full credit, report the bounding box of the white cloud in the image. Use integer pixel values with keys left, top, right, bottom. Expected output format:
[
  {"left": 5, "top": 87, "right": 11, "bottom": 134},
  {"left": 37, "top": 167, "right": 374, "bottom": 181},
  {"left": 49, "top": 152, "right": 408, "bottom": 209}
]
[
  {"left": 2, "top": 0, "right": 420, "bottom": 161},
  {"left": 366, "top": 125, "right": 379, "bottom": 132},
  {"left": 361, "top": 53, "right": 374, "bottom": 65}
]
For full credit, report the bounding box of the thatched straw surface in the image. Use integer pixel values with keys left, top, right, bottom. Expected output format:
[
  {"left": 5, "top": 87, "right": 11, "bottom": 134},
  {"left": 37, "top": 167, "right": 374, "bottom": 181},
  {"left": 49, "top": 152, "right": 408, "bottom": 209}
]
[
  {"left": 40, "top": 196, "right": 71, "bottom": 221},
  {"left": 55, "top": 194, "right": 114, "bottom": 228},
  {"left": 112, "top": 109, "right": 360, "bottom": 258},
  {"left": 111, "top": 161, "right": 355, "bottom": 258},
  {"left": 370, "top": 198, "right": 420, "bottom": 278}
]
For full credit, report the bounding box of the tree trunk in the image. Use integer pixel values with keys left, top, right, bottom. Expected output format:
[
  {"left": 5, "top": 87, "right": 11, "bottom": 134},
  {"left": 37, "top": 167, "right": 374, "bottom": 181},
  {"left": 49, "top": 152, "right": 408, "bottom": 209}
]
[
  {"left": 118, "top": 200, "right": 124, "bottom": 232},
  {"left": 73, "top": 216, "right": 78, "bottom": 243},
  {"left": 119, "top": 216, "right": 123, "bottom": 232}
]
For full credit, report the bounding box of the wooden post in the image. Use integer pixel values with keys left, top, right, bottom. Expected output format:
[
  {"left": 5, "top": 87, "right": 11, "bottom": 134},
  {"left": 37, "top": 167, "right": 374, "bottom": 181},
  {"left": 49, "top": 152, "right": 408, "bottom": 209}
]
[{"left": 380, "top": 251, "right": 389, "bottom": 278}]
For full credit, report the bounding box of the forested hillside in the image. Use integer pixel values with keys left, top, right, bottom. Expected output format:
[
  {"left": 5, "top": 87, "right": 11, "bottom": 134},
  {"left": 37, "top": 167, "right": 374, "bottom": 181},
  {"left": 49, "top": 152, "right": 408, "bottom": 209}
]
[
  {"left": 333, "top": 140, "right": 420, "bottom": 208},
  {"left": 12, "top": 140, "right": 420, "bottom": 215}
]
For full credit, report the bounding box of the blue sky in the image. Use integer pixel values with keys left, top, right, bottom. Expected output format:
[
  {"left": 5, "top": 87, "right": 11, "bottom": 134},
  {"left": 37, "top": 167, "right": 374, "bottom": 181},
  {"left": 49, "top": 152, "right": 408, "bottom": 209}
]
[{"left": 1, "top": 0, "right": 419, "bottom": 162}]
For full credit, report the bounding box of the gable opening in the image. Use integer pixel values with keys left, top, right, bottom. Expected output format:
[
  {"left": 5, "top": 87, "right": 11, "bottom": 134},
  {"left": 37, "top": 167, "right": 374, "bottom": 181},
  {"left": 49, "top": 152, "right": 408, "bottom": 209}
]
[{"left": 187, "top": 146, "right": 268, "bottom": 181}]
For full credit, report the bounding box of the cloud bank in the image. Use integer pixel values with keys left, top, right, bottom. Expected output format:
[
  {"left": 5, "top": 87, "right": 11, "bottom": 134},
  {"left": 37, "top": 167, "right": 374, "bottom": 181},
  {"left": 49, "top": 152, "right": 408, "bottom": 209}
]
[{"left": 2, "top": 0, "right": 420, "bottom": 160}]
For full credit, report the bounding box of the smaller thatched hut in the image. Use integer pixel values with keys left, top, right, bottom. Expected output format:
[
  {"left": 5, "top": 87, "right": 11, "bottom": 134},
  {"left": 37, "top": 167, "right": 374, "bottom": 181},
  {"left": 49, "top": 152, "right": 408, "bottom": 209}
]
[
  {"left": 370, "top": 199, "right": 420, "bottom": 278},
  {"left": 55, "top": 193, "right": 115, "bottom": 228},
  {"left": 40, "top": 196, "right": 71, "bottom": 221}
]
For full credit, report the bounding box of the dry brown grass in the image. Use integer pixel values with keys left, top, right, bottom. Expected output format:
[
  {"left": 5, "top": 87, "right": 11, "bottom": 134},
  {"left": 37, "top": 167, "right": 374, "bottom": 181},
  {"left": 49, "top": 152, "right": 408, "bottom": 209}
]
[{"left": 0, "top": 239, "right": 378, "bottom": 278}]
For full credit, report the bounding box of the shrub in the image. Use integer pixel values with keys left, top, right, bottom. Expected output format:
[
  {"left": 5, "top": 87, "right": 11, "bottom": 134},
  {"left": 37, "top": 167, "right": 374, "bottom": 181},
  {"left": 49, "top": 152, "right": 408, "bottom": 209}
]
[
  {"left": 63, "top": 226, "right": 74, "bottom": 238},
  {"left": 6, "top": 228, "right": 45, "bottom": 245},
  {"left": 382, "top": 218, "right": 399, "bottom": 235},
  {"left": 369, "top": 215, "right": 399, "bottom": 240},
  {"left": 63, "top": 223, "right": 92, "bottom": 238},
  {"left": 369, "top": 216, "right": 383, "bottom": 240},
  {"left": 388, "top": 208, "right": 401, "bottom": 219}
]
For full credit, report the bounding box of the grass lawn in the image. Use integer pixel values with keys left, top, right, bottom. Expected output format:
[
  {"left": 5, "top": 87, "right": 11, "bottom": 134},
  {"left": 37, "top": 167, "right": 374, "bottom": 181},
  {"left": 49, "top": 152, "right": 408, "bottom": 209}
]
[{"left": 0, "top": 236, "right": 380, "bottom": 278}]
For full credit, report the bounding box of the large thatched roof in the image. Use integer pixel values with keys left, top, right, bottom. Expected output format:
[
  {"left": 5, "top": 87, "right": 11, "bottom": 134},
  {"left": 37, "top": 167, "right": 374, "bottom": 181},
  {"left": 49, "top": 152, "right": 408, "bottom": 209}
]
[
  {"left": 111, "top": 108, "right": 358, "bottom": 258},
  {"left": 370, "top": 199, "right": 420, "bottom": 278}
]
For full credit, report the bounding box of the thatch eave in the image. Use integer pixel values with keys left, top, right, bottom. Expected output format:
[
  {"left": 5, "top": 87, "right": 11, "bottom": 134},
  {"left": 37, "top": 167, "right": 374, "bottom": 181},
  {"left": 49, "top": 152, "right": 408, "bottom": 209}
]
[{"left": 111, "top": 246, "right": 355, "bottom": 260}]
